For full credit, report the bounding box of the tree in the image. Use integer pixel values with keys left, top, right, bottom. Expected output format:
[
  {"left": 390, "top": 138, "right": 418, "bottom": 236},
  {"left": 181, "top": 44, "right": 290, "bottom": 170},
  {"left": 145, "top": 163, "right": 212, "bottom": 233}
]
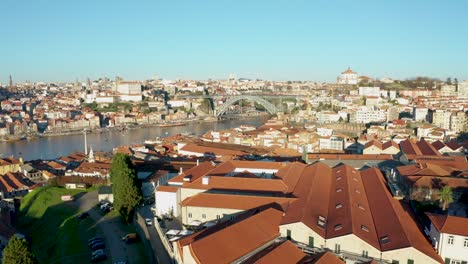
[
  {"left": 2, "top": 236, "right": 37, "bottom": 264},
  {"left": 110, "top": 153, "right": 142, "bottom": 223},
  {"left": 446, "top": 77, "right": 452, "bottom": 85},
  {"left": 438, "top": 186, "right": 454, "bottom": 211}
]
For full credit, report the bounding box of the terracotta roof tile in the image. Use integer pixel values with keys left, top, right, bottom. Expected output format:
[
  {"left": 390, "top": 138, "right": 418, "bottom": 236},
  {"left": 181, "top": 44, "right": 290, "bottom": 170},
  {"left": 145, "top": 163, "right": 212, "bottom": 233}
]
[
  {"left": 188, "top": 208, "right": 283, "bottom": 264},
  {"left": 426, "top": 213, "right": 468, "bottom": 236},
  {"left": 180, "top": 193, "right": 295, "bottom": 210}
]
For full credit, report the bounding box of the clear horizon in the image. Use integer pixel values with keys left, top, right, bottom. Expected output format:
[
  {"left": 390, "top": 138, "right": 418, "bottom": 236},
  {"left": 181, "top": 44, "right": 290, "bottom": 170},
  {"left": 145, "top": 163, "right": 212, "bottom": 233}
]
[{"left": 1, "top": 0, "right": 468, "bottom": 83}]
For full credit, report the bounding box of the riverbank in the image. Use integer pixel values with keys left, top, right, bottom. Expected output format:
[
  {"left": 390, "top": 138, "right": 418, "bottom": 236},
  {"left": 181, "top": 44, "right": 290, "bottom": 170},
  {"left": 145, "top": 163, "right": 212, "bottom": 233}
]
[
  {"left": 0, "top": 115, "right": 270, "bottom": 160},
  {"left": 2, "top": 113, "right": 269, "bottom": 142}
]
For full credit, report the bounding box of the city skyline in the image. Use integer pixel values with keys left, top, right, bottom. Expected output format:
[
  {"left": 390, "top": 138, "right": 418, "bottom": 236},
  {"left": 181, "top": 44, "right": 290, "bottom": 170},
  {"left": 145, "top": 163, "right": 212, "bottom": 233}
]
[{"left": 1, "top": 0, "right": 468, "bottom": 83}]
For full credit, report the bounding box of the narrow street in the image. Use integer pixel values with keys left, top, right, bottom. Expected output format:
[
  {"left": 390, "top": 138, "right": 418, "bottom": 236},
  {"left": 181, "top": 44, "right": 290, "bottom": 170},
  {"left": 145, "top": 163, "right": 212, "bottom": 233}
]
[{"left": 140, "top": 205, "right": 172, "bottom": 264}]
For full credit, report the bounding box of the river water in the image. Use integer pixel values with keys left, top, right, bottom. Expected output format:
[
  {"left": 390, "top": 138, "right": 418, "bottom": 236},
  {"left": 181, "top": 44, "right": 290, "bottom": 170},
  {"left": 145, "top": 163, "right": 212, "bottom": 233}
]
[{"left": 0, "top": 116, "right": 269, "bottom": 161}]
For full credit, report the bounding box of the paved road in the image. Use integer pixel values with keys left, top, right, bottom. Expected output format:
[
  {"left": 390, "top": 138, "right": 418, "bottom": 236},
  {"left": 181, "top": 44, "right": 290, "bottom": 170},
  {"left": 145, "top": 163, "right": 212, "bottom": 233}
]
[
  {"left": 75, "top": 192, "right": 129, "bottom": 263},
  {"left": 140, "top": 205, "right": 172, "bottom": 264}
]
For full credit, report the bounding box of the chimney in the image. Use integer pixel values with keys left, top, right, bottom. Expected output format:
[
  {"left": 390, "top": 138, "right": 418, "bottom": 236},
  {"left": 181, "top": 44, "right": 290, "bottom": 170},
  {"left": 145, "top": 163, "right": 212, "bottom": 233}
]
[
  {"left": 196, "top": 159, "right": 199, "bottom": 166},
  {"left": 179, "top": 167, "right": 183, "bottom": 175},
  {"left": 202, "top": 176, "right": 210, "bottom": 185}
]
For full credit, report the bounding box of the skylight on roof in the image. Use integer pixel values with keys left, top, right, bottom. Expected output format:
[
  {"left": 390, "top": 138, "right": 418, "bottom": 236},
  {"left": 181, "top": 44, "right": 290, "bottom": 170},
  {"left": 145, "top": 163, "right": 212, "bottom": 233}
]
[
  {"left": 380, "top": 236, "right": 390, "bottom": 244},
  {"left": 336, "top": 203, "right": 343, "bottom": 209},
  {"left": 336, "top": 176, "right": 342, "bottom": 181},
  {"left": 317, "top": 216, "right": 326, "bottom": 228},
  {"left": 358, "top": 204, "right": 365, "bottom": 210},
  {"left": 361, "top": 225, "right": 369, "bottom": 232},
  {"left": 336, "top": 188, "right": 342, "bottom": 193},
  {"left": 334, "top": 224, "right": 342, "bottom": 231}
]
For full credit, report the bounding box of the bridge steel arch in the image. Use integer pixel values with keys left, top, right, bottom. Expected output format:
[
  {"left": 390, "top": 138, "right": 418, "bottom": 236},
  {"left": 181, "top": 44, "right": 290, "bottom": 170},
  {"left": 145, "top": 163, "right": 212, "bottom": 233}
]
[{"left": 216, "top": 95, "right": 279, "bottom": 117}]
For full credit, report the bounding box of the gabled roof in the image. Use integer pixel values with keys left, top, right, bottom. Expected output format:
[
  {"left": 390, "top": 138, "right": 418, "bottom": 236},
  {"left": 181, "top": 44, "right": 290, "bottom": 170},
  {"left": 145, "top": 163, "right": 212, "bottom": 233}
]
[
  {"left": 276, "top": 163, "right": 441, "bottom": 262},
  {"left": 426, "top": 213, "right": 468, "bottom": 236},
  {"left": 187, "top": 207, "right": 283, "bottom": 264},
  {"left": 180, "top": 193, "right": 295, "bottom": 211},
  {"left": 308, "top": 251, "right": 344, "bottom": 264},
  {"left": 247, "top": 240, "right": 309, "bottom": 264}
]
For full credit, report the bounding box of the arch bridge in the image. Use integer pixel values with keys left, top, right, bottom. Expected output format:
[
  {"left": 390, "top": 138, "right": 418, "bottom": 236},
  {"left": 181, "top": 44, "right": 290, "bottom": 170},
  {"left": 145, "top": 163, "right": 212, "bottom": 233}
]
[{"left": 216, "top": 95, "right": 280, "bottom": 117}]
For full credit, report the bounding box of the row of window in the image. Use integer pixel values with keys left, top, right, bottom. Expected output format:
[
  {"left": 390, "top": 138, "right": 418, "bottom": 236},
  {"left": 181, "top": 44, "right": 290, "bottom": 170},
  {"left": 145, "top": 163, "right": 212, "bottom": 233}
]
[{"left": 447, "top": 236, "right": 468, "bottom": 247}]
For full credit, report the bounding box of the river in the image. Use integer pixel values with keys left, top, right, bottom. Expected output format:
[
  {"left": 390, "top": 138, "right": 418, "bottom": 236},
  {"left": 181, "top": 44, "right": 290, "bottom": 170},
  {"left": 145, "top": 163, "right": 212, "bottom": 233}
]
[{"left": 0, "top": 116, "right": 269, "bottom": 161}]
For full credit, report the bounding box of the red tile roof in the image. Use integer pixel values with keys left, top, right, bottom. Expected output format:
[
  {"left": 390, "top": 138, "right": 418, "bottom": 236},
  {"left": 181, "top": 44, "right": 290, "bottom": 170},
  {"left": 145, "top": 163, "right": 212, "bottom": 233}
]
[
  {"left": 250, "top": 240, "right": 308, "bottom": 264},
  {"left": 188, "top": 208, "right": 283, "bottom": 264},
  {"left": 180, "top": 193, "right": 295, "bottom": 210},
  {"left": 426, "top": 213, "right": 468, "bottom": 236},
  {"left": 276, "top": 162, "right": 441, "bottom": 262}
]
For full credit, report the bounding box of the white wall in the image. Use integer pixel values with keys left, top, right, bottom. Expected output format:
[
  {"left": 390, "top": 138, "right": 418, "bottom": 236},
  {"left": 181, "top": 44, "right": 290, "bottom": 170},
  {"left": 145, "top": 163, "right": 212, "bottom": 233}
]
[
  {"left": 430, "top": 223, "right": 468, "bottom": 263},
  {"left": 181, "top": 206, "right": 242, "bottom": 225},
  {"left": 155, "top": 190, "right": 178, "bottom": 217}
]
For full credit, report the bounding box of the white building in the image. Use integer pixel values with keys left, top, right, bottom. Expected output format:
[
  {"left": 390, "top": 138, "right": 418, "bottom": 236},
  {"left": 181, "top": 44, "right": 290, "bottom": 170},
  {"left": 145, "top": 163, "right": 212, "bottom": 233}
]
[
  {"left": 355, "top": 107, "right": 387, "bottom": 123},
  {"left": 319, "top": 136, "right": 344, "bottom": 151},
  {"left": 413, "top": 107, "right": 429, "bottom": 122},
  {"left": 117, "top": 82, "right": 142, "bottom": 95},
  {"left": 427, "top": 213, "right": 468, "bottom": 264},
  {"left": 359, "top": 86, "right": 380, "bottom": 97},
  {"left": 337, "top": 67, "right": 358, "bottom": 85},
  {"left": 458, "top": 81, "right": 468, "bottom": 98},
  {"left": 117, "top": 82, "right": 142, "bottom": 102}
]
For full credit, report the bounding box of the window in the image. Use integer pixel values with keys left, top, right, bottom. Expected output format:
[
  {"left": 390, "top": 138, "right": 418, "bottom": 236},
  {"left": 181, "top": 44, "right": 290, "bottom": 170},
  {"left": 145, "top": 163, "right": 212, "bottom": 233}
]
[
  {"left": 362, "top": 250, "right": 368, "bottom": 258},
  {"left": 308, "top": 236, "right": 314, "bottom": 247},
  {"left": 202, "top": 214, "right": 206, "bottom": 219},
  {"left": 391, "top": 261, "right": 399, "bottom": 264},
  {"left": 336, "top": 203, "right": 343, "bottom": 209},
  {"left": 464, "top": 238, "right": 468, "bottom": 247},
  {"left": 216, "top": 215, "right": 220, "bottom": 220},
  {"left": 407, "top": 259, "right": 414, "bottom": 264},
  {"left": 334, "top": 224, "right": 343, "bottom": 231},
  {"left": 188, "top": 213, "right": 192, "bottom": 218},
  {"left": 361, "top": 225, "right": 369, "bottom": 232},
  {"left": 448, "top": 236, "right": 454, "bottom": 245},
  {"left": 450, "top": 260, "right": 461, "bottom": 264}
]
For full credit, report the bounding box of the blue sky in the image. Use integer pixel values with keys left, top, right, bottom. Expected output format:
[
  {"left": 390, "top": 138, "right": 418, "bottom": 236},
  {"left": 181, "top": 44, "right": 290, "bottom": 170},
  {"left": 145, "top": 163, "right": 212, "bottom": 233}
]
[{"left": 1, "top": 0, "right": 467, "bottom": 83}]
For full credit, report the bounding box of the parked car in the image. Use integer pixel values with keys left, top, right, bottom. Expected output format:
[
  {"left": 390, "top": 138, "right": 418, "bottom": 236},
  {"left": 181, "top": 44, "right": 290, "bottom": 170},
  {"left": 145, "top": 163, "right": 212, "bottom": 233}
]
[
  {"left": 89, "top": 239, "right": 104, "bottom": 247},
  {"left": 88, "top": 236, "right": 102, "bottom": 243},
  {"left": 77, "top": 212, "right": 89, "bottom": 219},
  {"left": 91, "top": 253, "right": 107, "bottom": 262},
  {"left": 145, "top": 218, "right": 152, "bottom": 226},
  {"left": 100, "top": 203, "right": 110, "bottom": 210},
  {"left": 121, "top": 233, "right": 137, "bottom": 244},
  {"left": 91, "top": 242, "right": 105, "bottom": 251},
  {"left": 92, "top": 249, "right": 105, "bottom": 256}
]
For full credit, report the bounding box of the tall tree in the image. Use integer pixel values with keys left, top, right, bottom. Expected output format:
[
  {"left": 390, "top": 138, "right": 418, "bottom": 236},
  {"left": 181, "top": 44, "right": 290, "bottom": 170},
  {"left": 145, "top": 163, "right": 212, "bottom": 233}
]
[
  {"left": 446, "top": 77, "right": 452, "bottom": 85},
  {"left": 438, "top": 186, "right": 454, "bottom": 211},
  {"left": 2, "top": 236, "right": 37, "bottom": 264},
  {"left": 110, "top": 153, "right": 142, "bottom": 223}
]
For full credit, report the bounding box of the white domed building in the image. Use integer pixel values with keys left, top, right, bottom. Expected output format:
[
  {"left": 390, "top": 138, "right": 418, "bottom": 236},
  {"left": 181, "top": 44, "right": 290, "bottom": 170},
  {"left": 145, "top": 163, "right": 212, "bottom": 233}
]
[{"left": 337, "top": 67, "right": 358, "bottom": 85}]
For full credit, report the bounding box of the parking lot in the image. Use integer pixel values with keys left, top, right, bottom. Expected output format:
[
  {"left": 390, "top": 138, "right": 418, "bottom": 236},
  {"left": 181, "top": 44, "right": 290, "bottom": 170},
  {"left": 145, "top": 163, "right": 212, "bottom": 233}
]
[{"left": 75, "top": 191, "right": 148, "bottom": 264}]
